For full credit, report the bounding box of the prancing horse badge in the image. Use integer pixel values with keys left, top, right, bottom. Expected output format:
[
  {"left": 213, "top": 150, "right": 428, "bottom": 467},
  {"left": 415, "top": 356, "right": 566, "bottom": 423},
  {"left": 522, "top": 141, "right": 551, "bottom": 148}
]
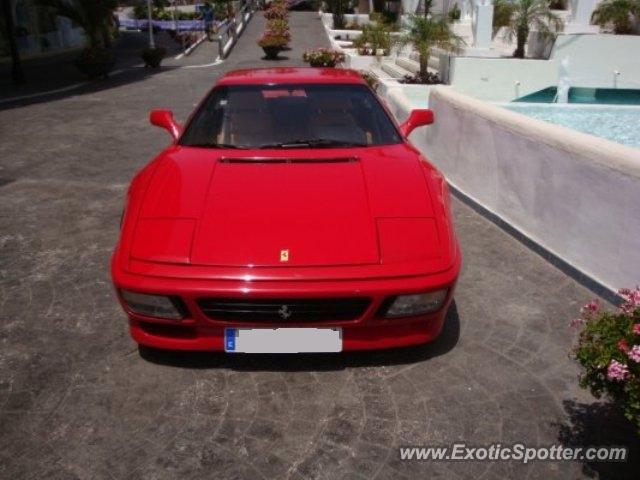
[{"left": 280, "top": 249, "right": 289, "bottom": 262}]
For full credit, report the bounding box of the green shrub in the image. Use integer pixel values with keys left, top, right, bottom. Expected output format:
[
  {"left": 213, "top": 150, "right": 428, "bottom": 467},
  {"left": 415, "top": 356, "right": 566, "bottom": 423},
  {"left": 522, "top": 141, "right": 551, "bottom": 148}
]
[{"left": 448, "top": 3, "right": 461, "bottom": 21}]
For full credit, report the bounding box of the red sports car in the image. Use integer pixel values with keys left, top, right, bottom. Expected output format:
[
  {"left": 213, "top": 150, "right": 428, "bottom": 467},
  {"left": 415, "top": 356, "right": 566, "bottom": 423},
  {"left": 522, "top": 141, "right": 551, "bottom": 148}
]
[{"left": 111, "top": 68, "right": 461, "bottom": 353}]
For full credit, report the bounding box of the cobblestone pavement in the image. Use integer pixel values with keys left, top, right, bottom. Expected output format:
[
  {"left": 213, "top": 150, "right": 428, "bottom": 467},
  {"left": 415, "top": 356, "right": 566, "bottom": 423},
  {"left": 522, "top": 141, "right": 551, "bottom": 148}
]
[{"left": 1, "top": 12, "right": 639, "bottom": 480}]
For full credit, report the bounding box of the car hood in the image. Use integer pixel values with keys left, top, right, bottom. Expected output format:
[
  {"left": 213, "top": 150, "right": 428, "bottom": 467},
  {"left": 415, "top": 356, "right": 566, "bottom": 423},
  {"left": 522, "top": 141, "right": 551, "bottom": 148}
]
[{"left": 129, "top": 145, "right": 448, "bottom": 271}]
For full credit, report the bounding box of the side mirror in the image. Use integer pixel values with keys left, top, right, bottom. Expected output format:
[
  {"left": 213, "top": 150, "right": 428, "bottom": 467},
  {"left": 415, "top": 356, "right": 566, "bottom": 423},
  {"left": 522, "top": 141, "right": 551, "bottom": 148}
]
[
  {"left": 399, "top": 109, "right": 435, "bottom": 137},
  {"left": 149, "top": 109, "right": 182, "bottom": 142}
]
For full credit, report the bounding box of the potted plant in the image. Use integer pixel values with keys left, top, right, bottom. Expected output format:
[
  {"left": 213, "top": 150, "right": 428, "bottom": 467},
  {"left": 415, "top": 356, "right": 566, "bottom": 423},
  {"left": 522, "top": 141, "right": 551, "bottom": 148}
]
[
  {"left": 302, "top": 48, "right": 346, "bottom": 67},
  {"left": 141, "top": 46, "right": 167, "bottom": 68},
  {"left": 571, "top": 287, "right": 640, "bottom": 433},
  {"left": 267, "top": 18, "right": 291, "bottom": 47},
  {"left": 258, "top": 33, "right": 288, "bottom": 59}
]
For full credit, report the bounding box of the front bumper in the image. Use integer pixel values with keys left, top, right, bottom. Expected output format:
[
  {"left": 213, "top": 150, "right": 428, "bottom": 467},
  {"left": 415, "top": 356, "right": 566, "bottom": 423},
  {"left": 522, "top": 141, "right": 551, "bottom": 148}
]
[{"left": 112, "top": 255, "right": 460, "bottom": 352}]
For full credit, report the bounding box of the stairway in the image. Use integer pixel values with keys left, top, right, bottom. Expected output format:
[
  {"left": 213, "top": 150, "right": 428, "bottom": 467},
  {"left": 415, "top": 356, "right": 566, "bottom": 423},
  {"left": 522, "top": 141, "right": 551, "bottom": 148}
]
[{"left": 374, "top": 52, "right": 440, "bottom": 81}]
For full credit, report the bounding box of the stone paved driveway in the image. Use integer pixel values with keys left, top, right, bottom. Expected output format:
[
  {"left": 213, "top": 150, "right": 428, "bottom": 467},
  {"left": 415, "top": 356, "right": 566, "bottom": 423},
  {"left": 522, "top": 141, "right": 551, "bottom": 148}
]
[{"left": 1, "top": 12, "right": 639, "bottom": 480}]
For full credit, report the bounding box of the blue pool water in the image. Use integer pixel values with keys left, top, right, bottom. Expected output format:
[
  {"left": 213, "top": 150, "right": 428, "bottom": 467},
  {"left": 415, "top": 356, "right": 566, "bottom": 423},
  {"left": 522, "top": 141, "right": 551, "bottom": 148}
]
[
  {"left": 513, "top": 87, "right": 640, "bottom": 105},
  {"left": 504, "top": 104, "right": 640, "bottom": 150}
]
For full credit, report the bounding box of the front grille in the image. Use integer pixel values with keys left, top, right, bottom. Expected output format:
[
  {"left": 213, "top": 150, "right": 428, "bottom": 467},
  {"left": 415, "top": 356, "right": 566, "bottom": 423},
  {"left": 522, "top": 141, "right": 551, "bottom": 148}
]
[{"left": 197, "top": 297, "right": 370, "bottom": 323}]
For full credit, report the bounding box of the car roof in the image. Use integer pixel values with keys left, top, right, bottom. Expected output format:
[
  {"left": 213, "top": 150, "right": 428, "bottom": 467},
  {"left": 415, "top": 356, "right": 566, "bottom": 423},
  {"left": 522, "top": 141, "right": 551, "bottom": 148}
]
[{"left": 216, "top": 67, "right": 368, "bottom": 86}]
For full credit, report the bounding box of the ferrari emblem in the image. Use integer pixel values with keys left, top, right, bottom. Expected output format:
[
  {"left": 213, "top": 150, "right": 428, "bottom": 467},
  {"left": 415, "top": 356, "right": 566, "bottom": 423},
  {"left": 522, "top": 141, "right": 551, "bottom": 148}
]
[
  {"left": 278, "top": 305, "right": 292, "bottom": 319},
  {"left": 280, "top": 249, "right": 289, "bottom": 262}
]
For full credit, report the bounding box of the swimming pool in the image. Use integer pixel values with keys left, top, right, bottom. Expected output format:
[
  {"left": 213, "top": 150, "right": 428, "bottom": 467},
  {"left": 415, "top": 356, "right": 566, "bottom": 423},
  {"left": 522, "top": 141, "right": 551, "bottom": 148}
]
[
  {"left": 504, "top": 104, "right": 640, "bottom": 150},
  {"left": 513, "top": 87, "right": 640, "bottom": 105}
]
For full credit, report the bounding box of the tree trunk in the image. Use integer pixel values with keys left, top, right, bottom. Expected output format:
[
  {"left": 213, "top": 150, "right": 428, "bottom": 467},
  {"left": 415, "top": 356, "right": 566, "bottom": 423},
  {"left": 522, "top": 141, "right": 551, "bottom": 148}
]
[
  {"left": 514, "top": 25, "right": 528, "bottom": 58},
  {"left": 86, "top": 25, "right": 102, "bottom": 49},
  {"left": 419, "top": 51, "right": 429, "bottom": 78},
  {"left": 101, "top": 23, "right": 112, "bottom": 48},
  {"left": 1, "top": 0, "right": 26, "bottom": 85}
]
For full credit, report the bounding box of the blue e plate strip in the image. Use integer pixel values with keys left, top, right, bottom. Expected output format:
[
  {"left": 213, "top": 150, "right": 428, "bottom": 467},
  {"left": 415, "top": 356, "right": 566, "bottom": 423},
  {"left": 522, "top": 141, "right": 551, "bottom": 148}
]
[{"left": 224, "top": 328, "right": 236, "bottom": 352}]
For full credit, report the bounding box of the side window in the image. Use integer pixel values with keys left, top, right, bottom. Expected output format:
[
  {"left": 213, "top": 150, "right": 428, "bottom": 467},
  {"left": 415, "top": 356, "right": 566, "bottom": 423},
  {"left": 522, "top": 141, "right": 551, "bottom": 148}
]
[{"left": 181, "top": 87, "right": 228, "bottom": 145}]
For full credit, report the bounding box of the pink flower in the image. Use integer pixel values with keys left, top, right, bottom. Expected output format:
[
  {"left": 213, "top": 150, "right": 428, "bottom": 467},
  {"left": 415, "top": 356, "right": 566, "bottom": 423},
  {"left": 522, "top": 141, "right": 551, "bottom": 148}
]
[
  {"left": 633, "top": 324, "right": 640, "bottom": 335},
  {"left": 628, "top": 345, "right": 640, "bottom": 363},
  {"left": 618, "top": 339, "right": 630, "bottom": 353},
  {"left": 570, "top": 317, "right": 585, "bottom": 328},
  {"left": 581, "top": 299, "right": 600, "bottom": 316},
  {"left": 619, "top": 286, "right": 640, "bottom": 315},
  {"left": 607, "top": 360, "right": 630, "bottom": 381}
]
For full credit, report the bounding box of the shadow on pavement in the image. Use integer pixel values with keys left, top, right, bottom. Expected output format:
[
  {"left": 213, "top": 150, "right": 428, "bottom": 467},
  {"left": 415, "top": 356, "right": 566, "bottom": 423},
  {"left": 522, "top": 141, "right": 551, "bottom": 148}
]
[
  {"left": 0, "top": 66, "right": 181, "bottom": 111},
  {"left": 0, "top": 31, "right": 183, "bottom": 110},
  {"left": 556, "top": 400, "right": 640, "bottom": 479},
  {"left": 139, "top": 301, "right": 461, "bottom": 371},
  {"left": 261, "top": 56, "right": 291, "bottom": 61}
]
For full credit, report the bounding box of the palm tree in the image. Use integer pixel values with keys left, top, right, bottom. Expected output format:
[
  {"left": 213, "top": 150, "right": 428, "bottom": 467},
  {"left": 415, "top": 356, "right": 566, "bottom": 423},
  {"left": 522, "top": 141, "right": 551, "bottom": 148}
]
[
  {"left": 326, "top": 0, "right": 347, "bottom": 29},
  {"left": 35, "top": 0, "right": 117, "bottom": 49},
  {"left": 1, "top": 0, "right": 26, "bottom": 84},
  {"left": 493, "top": 0, "right": 563, "bottom": 58},
  {"left": 591, "top": 0, "right": 640, "bottom": 34},
  {"left": 395, "top": 13, "right": 462, "bottom": 80}
]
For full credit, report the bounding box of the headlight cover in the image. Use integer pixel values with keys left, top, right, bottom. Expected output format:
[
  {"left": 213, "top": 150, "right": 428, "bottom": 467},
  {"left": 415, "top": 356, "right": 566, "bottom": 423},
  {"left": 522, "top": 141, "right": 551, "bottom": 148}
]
[
  {"left": 120, "top": 290, "right": 187, "bottom": 319},
  {"left": 383, "top": 290, "right": 448, "bottom": 318}
]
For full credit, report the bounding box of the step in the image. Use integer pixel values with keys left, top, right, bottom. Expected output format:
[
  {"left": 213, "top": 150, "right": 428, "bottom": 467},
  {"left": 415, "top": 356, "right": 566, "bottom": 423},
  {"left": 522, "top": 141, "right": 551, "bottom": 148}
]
[
  {"left": 380, "top": 60, "right": 412, "bottom": 79},
  {"left": 395, "top": 56, "right": 420, "bottom": 75},
  {"left": 367, "top": 63, "right": 395, "bottom": 81}
]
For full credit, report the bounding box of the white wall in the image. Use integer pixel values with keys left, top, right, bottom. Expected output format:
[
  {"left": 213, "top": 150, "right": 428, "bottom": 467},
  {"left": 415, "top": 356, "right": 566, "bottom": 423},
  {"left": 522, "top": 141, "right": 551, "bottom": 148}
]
[
  {"left": 380, "top": 84, "right": 432, "bottom": 118},
  {"left": 409, "top": 86, "right": 640, "bottom": 293},
  {"left": 446, "top": 57, "right": 557, "bottom": 101},
  {"left": 446, "top": 34, "right": 640, "bottom": 101},
  {"left": 550, "top": 34, "right": 640, "bottom": 89}
]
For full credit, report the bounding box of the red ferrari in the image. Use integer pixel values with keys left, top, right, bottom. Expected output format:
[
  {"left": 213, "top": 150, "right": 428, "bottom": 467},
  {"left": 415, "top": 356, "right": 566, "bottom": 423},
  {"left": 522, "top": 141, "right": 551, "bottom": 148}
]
[{"left": 111, "top": 68, "right": 461, "bottom": 353}]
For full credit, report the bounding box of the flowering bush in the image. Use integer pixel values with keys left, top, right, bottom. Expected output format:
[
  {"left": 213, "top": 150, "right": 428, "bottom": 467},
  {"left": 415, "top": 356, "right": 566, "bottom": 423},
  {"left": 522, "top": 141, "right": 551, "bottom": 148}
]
[
  {"left": 264, "top": 1, "right": 288, "bottom": 20},
  {"left": 265, "top": 18, "right": 291, "bottom": 43},
  {"left": 302, "top": 48, "right": 346, "bottom": 67},
  {"left": 258, "top": 32, "right": 288, "bottom": 49},
  {"left": 572, "top": 287, "right": 640, "bottom": 433}
]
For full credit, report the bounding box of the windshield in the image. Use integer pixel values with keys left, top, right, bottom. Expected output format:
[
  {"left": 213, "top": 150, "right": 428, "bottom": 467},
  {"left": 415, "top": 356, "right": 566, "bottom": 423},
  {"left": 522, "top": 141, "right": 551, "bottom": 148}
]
[{"left": 179, "top": 84, "right": 402, "bottom": 149}]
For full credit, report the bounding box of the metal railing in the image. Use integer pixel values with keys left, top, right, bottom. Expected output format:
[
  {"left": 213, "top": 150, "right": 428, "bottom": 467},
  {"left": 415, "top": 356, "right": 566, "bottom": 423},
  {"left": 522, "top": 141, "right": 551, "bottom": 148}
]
[{"left": 214, "top": 0, "right": 256, "bottom": 60}]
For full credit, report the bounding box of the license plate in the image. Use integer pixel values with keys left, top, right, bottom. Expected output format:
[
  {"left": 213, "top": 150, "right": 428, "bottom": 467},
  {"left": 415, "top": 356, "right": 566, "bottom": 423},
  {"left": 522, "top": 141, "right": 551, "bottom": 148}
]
[{"left": 224, "top": 327, "right": 342, "bottom": 353}]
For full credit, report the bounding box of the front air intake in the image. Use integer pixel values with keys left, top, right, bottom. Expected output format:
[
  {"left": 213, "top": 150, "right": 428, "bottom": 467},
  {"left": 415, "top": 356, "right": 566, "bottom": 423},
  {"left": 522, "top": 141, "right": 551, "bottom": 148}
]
[{"left": 219, "top": 157, "right": 358, "bottom": 164}]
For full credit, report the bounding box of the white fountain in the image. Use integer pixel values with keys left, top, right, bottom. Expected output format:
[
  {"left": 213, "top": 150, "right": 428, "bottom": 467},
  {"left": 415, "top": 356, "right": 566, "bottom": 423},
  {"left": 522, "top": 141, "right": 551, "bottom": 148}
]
[{"left": 556, "top": 57, "right": 571, "bottom": 103}]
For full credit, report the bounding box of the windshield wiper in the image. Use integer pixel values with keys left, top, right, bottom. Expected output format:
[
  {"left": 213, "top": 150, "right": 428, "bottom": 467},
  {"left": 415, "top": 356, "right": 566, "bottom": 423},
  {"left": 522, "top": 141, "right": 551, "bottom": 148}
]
[
  {"left": 258, "top": 139, "right": 367, "bottom": 149},
  {"left": 187, "top": 142, "right": 243, "bottom": 149}
]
